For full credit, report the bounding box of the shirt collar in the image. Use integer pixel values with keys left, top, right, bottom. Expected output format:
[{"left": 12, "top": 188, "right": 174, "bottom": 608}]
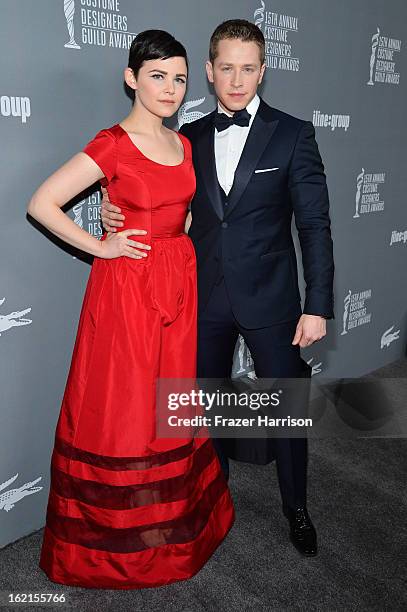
[{"left": 216, "top": 93, "right": 260, "bottom": 127}]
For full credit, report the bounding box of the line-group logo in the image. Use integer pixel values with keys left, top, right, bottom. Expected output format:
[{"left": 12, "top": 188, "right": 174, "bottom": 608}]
[
  {"left": 389, "top": 229, "right": 407, "bottom": 246},
  {"left": 312, "top": 110, "right": 350, "bottom": 132},
  {"left": 0, "top": 95, "right": 31, "bottom": 124}
]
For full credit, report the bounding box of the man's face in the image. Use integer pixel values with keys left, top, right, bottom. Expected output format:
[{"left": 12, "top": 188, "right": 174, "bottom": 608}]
[{"left": 206, "top": 38, "right": 265, "bottom": 114}]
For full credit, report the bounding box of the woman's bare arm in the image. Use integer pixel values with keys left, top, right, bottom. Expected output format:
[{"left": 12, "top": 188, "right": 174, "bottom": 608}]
[
  {"left": 27, "top": 153, "right": 147, "bottom": 259},
  {"left": 28, "top": 153, "right": 108, "bottom": 256}
]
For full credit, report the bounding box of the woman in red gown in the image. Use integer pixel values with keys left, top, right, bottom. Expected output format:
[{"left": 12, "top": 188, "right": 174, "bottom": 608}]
[{"left": 28, "top": 30, "right": 234, "bottom": 589}]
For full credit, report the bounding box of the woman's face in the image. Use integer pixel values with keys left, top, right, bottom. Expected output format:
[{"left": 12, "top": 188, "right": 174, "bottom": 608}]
[{"left": 127, "top": 56, "right": 188, "bottom": 118}]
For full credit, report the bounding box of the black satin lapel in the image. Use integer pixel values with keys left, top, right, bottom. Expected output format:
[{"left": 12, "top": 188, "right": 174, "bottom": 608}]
[
  {"left": 224, "top": 116, "right": 279, "bottom": 218},
  {"left": 196, "top": 121, "right": 224, "bottom": 220}
]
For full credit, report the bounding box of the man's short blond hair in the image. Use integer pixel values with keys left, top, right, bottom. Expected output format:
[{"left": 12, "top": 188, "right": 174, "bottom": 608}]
[{"left": 209, "top": 19, "right": 265, "bottom": 65}]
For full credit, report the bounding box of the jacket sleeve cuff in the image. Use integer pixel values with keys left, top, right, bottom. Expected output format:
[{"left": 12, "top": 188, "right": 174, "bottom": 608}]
[{"left": 303, "top": 293, "right": 335, "bottom": 320}]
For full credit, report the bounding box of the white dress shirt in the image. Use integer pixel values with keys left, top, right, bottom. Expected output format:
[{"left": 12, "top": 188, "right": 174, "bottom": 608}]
[{"left": 214, "top": 93, "right": 260, "bottom": 195}]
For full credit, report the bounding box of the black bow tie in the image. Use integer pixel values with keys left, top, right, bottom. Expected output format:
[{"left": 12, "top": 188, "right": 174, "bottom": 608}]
[{"left": 214, "top": 108, "right": 251, "bottom": 132}]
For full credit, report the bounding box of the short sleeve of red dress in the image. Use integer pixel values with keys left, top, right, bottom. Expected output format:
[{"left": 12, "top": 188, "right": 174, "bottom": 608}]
[{"left": 82, "top": 128, "right": 117, "bottom": 187}]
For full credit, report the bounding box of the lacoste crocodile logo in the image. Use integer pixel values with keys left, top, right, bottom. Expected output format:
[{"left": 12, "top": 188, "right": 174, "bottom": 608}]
[
  {"left": 380, "top": 325, "right": 400, "bottom": 349},
  {"left": 177, "top": 97, "right": 209, "bottom": 128},
  {"left": 307, "top": 357, "right": 322, "bottom": 375},
  {"left": 0, "top": 474, "right": 43, "bottom": 512},
  {"left": 0, "top": 298, "right": 32, "bottom": 336}
]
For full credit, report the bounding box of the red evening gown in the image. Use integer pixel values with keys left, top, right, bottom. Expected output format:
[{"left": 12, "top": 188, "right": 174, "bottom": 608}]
[{"left": 39, "top": 124, "right": 235, "bottom": 589}]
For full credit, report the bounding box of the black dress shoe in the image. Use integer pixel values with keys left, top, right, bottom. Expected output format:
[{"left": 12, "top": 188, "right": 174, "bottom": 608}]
[{"left": 284, "top": 506, "right": 317, "bottom": 556}]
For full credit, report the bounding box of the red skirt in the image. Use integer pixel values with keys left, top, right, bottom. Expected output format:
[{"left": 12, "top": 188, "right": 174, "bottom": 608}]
[{"left": 39, "top": 234, "right": 235, "bottom": 588}]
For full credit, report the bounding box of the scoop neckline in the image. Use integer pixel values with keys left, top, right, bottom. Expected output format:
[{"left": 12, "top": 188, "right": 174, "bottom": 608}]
[{"left": 116, "top": 123, "right": 186, "bottom": 167}]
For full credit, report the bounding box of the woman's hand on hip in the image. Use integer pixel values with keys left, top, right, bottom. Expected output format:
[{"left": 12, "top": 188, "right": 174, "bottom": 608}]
[{"left": 99, "top": 229, "right": 151, "bottom": 259}]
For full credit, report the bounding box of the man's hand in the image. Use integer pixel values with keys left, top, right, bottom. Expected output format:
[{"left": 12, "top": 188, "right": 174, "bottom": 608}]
[
  {"left": 100, "top": 186, "right": 152, "bottom": 256},
  {"left": 100, "top": 186, "right": 125, "bottom": 232},
  {"left": 292, "top": 314, "right": 326, "bottom": 347}
]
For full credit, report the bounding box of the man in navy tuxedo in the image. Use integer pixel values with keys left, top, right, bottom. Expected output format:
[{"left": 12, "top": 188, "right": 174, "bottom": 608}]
[{"left": 101, "top": 20, "right": 334, "bottom": 556}]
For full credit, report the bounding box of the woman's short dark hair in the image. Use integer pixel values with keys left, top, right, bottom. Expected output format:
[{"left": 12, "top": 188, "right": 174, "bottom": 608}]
[{"left": 128, "top": 29, "right": 188, "bottom": 78}]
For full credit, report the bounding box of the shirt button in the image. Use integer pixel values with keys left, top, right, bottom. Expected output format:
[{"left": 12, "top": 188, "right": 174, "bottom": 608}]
[{"left": 222, "top": 222, "right": 228, "bottom": 228}]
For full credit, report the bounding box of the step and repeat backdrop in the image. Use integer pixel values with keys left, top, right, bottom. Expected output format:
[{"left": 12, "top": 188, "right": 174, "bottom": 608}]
[{"left": 0, "top": 0, "right": 406, "bottom": 545}]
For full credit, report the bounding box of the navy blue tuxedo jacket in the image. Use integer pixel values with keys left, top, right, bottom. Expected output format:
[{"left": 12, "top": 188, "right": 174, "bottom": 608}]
[{"left": 179, "top": 97, "right": 334, "bottom": 328}]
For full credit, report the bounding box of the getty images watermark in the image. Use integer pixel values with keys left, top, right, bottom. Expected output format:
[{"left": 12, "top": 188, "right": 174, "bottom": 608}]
[
  {"left": 156, "top": 377, "right": 314, "bottom": 439},
  {"left": 166, "top": 387, "right": 312, "bottom": 430},
  {"left": 155, "top": 377, "right": 407, "bottom": 440}
]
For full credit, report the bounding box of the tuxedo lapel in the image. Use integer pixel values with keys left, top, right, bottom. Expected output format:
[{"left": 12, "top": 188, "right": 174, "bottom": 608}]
[
  {"left": 224, "top": 100, "right": 279, "bottom": 218},
  {"left": 196, "top": 113, "right": 224, "bottom": 220}
]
